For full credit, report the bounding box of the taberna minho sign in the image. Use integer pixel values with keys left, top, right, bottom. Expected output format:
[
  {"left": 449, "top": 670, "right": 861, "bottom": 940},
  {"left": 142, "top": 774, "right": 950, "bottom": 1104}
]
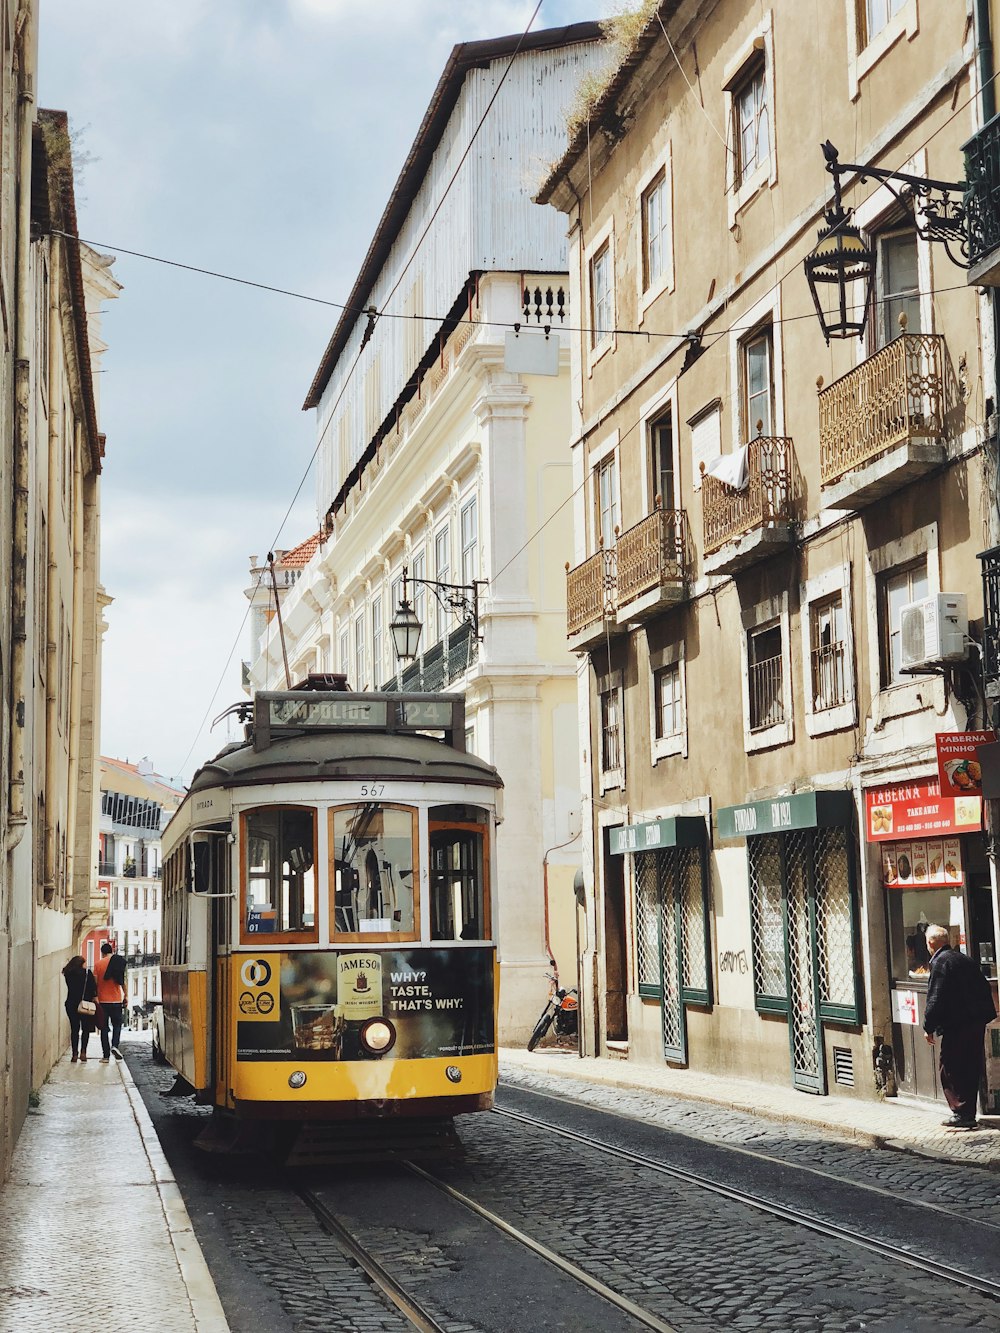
[
  {"left": 864, "top": 778, "right": 981, "bottom": 843},
  {"left": 235, "top": 946, "right": 495, "bottom": 1063}
]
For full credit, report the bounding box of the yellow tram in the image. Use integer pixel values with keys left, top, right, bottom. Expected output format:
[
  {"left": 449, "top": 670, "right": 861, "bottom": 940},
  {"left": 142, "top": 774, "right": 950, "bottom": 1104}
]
[{"left": 159, "top": 686, "right": 502, "bottom": 1138}]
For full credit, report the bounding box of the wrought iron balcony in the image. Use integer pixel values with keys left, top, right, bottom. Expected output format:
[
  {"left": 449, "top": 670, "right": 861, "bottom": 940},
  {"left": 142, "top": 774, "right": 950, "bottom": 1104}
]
[
  {"left": 964, "top": 114, "right": 1000, "bottom": 285},
  {"left": 566, "top": 547, "right": 618, "bottom": 650},
  {"left": 98, "top": 860, "right": 116, "bottom": 877},
  {"left": 701, "top": 436, "right": 796, "bottom": 575},
  {"left": 980, "top": 546, "right": 1000, "bottom": 704},
  {"left": 817, "top": 333, "right": 946, "bottom": 507},
  {"left": 615, "top": 508, "right": 689, "bottom": 622},
  {"left": 380, "top": 619, "right": 478, "bottom": 692}
]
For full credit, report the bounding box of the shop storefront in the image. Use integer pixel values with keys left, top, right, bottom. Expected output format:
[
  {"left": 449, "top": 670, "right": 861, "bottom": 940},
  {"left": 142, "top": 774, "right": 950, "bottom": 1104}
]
[
  {"left": 609, "top": 816, "right": 710, "bottom": 1066},
  {"left": 717, "top": 791, "right": 860, "bottom": 1096},
  {"left": 865, "top": 775, "right": 998, "bottom": 1104}
]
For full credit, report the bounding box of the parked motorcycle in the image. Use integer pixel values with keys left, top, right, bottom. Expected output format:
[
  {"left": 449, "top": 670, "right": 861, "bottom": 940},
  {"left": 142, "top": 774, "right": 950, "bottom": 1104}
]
[{"left": 527, "top": 964, "right": 578, "bottom": 1051}]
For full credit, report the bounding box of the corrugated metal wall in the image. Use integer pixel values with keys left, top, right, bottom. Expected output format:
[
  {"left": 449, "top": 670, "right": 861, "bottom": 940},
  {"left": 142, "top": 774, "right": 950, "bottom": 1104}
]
[{"left": 315, "top": 39, "right": 606, "bottom": 513}]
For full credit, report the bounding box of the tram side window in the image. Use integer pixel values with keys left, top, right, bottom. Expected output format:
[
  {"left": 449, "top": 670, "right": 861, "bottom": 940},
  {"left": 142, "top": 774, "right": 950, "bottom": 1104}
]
[
  {"left": 329, "top": 804, "right": 417, "bottom": 941},
  {"left": 429, "top": 805, "right": 489, "bottom": 941},
  {"left": 243, "top": 807, "right": 317, "bottom": 939}
]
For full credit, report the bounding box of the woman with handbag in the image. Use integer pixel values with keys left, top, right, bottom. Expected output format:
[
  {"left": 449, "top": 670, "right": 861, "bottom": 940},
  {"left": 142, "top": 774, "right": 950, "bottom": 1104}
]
[{"left": 62, "top": 955, "right": 98, "bottom": 1062}]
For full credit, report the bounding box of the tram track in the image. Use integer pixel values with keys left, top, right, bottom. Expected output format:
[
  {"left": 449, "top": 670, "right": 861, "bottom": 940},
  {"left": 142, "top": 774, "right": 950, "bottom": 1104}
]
[
  {"left": 297, "top": 1165, "right": 679, "bottom": 1333},
  {"left": 504, "top": 1078, "right": 1000, "bottom": 1233},
  {"left": 492, "top": 1104, "right": 1000, "bottom": 1305}
]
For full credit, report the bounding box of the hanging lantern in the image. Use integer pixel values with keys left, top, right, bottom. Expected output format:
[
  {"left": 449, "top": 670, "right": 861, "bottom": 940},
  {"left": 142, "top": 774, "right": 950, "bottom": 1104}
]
[{"left": 804, "top": 210, "right": 876, "bottom": 343}]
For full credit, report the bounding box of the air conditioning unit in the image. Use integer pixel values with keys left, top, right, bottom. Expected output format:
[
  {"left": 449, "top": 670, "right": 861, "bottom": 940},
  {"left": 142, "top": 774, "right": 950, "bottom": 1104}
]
[{"left": 899, "top": 593, "right": 968, "bottom": 669}]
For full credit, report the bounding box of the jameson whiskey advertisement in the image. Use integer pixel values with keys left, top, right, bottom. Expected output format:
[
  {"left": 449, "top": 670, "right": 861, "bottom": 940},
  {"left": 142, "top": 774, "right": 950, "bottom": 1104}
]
[{"left": 235, "top": 947, "right": 495, "bottom": 1062}]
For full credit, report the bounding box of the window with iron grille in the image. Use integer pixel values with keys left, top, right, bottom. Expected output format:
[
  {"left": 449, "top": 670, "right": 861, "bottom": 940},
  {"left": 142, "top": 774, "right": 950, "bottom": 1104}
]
[
  {"left": 810, "top": 594, "right": 848, "bottom": 712},
  {"left": 748, "top": 622, "right": 784, "bottom": 731},
  {"left": 634, "top": 845, "right": 711, "bottom": 1004},
  {"left": 747, "top": 827, "right": 860, "bottom": 1022},
  {"left": 600, "top": 686, "right": 623, "bottom": 776}
]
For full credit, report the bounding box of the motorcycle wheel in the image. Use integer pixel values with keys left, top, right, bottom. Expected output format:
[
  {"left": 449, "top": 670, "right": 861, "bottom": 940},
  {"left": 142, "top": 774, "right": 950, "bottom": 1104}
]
[{"left": 527, "top": 1009, "right": 554, "bottom": 1052}]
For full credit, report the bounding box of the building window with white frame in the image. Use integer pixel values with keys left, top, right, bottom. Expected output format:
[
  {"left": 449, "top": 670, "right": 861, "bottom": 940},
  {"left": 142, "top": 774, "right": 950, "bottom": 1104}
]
[
  {"left": 434, "top": 525, "right": 451, "bottom": 642},
  {"left": 354, "top": 613, "right": 365, "bottom": 690},
  {"left": 411, "top": 549, "right": 427, "bottom": 639},
  {"left": 641, "top": 168, "right": 669, "bottom": 293},
  {"left": 810, "top": 594, "right": 849, "bottom": 712},
  {"left": 741, "top": 325, "right": 774, "bottom": 441},
  {"left": 857, "top": 0, "right": 906, "bottom": 47},
  {"left": 339, "top": 628, "right": 349, "bottom": 679},
  {"left": 874, "top": 226, "right": 920, "bottom": 349},
  {"left": 732, "top": 55, "right": 770, "bottom": 189},
  {"left": 460, "top": 498, "right": 478, "bottom": 586},
  {"left": 653, "top": 663, "right": 683, "bottom": 741},
  {"left": 878, "top": 558, "right": 928, "bottom": 688},
  {"left": 649, "top": 412, "right": 676, "bottom": 512},
  {"left": 590, "top": 241, "right": 612, "bottom": 347},
  {"left": 600, "top": 686, "right": 623, "bottom": 776},
  {"left": 594, "top": 455, "right": 619, "bottom": 550},
  {"left": 371, "top": 595, "right": 383, "bottom": 688},
  {"left": 748, "top": 622, "right": 784, "bottom": 731}
]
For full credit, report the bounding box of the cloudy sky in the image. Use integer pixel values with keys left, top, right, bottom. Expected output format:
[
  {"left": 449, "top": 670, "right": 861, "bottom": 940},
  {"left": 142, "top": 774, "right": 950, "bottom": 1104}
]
[{"left": 39, "top": 0, "right": 599, "bottom": 784}]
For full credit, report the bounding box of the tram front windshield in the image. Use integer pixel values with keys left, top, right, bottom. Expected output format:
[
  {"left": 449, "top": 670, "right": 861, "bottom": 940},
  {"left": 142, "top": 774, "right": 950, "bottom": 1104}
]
[{"left": 331, "top": 804, "right": 416, "bottom": 937}]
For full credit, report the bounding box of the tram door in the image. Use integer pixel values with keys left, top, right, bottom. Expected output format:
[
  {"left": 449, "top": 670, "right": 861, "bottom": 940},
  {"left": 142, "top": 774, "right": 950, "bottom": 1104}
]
[
  {"left": 211, "top": 835, "right": 232, "bottom": 1108},
  {"left": 603, "top": 830, "right": 628, "bottom": 1043}
]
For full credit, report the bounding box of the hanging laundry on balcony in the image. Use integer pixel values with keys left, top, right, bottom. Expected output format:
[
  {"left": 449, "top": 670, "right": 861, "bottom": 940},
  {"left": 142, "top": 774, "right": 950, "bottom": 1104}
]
[{"left": 703, "top": 444, "right": 749, "bottom": 491}]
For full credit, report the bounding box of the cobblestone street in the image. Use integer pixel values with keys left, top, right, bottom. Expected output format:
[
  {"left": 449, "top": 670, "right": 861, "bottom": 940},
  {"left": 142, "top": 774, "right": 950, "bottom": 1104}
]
[{"left": 125, "top": 1038, "right": 1000, "bottom": 1333}]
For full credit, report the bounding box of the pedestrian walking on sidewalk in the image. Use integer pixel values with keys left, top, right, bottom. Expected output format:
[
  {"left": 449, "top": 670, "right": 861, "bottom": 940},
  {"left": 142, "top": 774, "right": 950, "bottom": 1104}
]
[
  {"left": 923, "top": 923, "right": 997, "bottom": 1130},
  {"left": 62, "top": 955, "right": 98, "bottom": 1063},
  {"left": 95, "top": 941, "right": 127, "bottom": 1064}
]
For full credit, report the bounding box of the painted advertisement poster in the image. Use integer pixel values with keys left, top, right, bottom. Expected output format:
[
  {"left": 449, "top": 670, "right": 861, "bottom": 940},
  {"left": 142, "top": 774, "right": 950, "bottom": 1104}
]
[
  {"left": 236, "top": 946, "right": 495, "bottom": 1062},
  {"left": 865, "top": 779, "right": 981, "bottom": 842}
]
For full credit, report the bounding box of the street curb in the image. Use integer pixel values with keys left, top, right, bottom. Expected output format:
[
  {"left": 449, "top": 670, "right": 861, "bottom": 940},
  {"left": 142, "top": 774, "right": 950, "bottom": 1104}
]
[
  {"left": 501, "top": 1051, "right": 1000, "bottom": 1172},
  {"left": 117, "top": 1055, "right": 231, "bottom": 1332}
]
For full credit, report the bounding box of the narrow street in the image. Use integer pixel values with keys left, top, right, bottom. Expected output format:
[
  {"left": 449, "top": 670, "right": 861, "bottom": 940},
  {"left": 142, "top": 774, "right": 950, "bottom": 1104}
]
[{"left": 125, "top": 1035, "right": 1000, "bottom": 1333}]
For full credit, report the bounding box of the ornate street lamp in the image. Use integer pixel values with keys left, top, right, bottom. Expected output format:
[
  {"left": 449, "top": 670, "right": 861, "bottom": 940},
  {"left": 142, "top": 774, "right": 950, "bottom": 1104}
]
[
  {"left": 804, "top": 141, "right": 969, "bottom": 344},
  {"left": 389, "top": 565, "right": 486, "bottom": 665}
]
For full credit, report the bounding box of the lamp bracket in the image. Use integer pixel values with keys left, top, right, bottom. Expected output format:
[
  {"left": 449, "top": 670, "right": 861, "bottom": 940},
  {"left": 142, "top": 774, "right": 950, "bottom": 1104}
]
[
  {"left": 401, "top": 567, "right": 487, "bottom": 641},
  {"left": 822, "top": 140, "right": 970, "bottom": 268}
]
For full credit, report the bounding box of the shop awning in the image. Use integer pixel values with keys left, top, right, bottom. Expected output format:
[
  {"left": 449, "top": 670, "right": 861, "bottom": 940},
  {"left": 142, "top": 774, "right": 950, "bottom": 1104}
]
[
  {"left": 609, "top": 815, "right": 706, "bottom": 856},
  {"left": 717, "top": 790, "right": 853, "bottom": 841}
]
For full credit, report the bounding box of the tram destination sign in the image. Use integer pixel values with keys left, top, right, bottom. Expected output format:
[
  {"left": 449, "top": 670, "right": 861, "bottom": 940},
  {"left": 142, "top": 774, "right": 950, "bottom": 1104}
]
[
  {"left": 267, "top": 696, "right": 388, "bottom": 729},
  {"left": 253, "top": 692, "right": 463, "bottom": 751}
]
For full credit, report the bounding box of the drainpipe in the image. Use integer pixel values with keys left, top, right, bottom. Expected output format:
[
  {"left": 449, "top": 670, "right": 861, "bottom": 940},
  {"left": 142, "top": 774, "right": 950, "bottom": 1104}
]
[
  {"left": 976, "top": 0, "right": 995, "bottom": 124},
  {"left": 7, "top": 6, "right": 37, "bottom": 854},
  {"left": 42, "top": 241, "right": 60, "bottom": 896}
]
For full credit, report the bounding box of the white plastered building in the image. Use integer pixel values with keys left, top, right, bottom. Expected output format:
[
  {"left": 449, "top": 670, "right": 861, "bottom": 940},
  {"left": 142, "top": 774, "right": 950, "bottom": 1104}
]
[{"left": 248, "top": 23, "right": 607, "bottom": 1039}]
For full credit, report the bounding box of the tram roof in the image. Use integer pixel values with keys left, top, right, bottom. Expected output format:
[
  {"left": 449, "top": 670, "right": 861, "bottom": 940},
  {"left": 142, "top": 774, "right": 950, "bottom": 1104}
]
[{"left": 188, "top": 728, "right": 503, "bottom": 794}]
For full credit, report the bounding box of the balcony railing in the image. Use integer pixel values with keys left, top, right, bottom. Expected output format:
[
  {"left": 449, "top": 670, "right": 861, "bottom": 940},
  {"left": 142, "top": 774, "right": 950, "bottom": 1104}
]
[
  {"left": 98, "top": 860, "right": 116, "bottom": 877},
  {"left": 964, "top": 114, "right": 1000, "bottom": 272},
  {"left": 701, "top": 437, "right": 795, "bottom": 555},
  {"left": 566, "top": 547, "right": 616, "bottom": 638},
  {"left": 818, "top": 334, "right": 944, "bottom": 485},
  {"left": 381, "top": 619, "right": 478, "bottom": 693},
  {"left": 616, "top": 509, "right": 688, "bottom": 607}
]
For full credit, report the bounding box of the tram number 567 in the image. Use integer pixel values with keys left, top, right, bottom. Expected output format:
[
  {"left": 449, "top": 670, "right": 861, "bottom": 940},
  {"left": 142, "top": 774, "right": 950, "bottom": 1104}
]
[{"left": 359, "top": 782, "right": 385, "bottom": 798}]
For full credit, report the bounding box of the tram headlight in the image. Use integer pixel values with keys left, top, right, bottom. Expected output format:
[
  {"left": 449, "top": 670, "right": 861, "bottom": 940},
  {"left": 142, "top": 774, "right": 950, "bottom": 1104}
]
[
  {"left": 359, "top": 1017, "right": 396, "bottom": 1055},
  {"left": 288, "top": 1070, "right": 307, "bottom": 1089},
  {"left": 445, "top": 1065, "right": 462, "bottom": 1084}
]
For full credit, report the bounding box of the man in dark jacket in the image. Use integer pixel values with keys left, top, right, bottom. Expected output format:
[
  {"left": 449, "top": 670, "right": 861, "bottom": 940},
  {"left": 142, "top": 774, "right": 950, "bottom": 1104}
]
[{"left": 923, "top": 924, "right": 997, "bottom": 1129}]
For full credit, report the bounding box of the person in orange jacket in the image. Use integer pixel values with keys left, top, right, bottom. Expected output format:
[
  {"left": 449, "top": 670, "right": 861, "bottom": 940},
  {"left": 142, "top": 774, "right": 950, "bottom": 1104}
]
[{"left": 94, "top": 941, "right": 127, "bottom": 1063}]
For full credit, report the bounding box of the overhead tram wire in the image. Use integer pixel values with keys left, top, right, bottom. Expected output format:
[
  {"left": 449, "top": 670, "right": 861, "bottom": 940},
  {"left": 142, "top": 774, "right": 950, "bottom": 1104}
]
[{"left": 131, "top": 41, "right": 1000, "bottom": 776}]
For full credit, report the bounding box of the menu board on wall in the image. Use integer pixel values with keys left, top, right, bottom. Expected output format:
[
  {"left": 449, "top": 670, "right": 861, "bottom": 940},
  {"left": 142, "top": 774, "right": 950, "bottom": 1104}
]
[
  {"left": 865, "top": 779, "right": 981, "bottom": 843},
  {"left": 881, "top": 837, "right": 963, "bottom": 888}
]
